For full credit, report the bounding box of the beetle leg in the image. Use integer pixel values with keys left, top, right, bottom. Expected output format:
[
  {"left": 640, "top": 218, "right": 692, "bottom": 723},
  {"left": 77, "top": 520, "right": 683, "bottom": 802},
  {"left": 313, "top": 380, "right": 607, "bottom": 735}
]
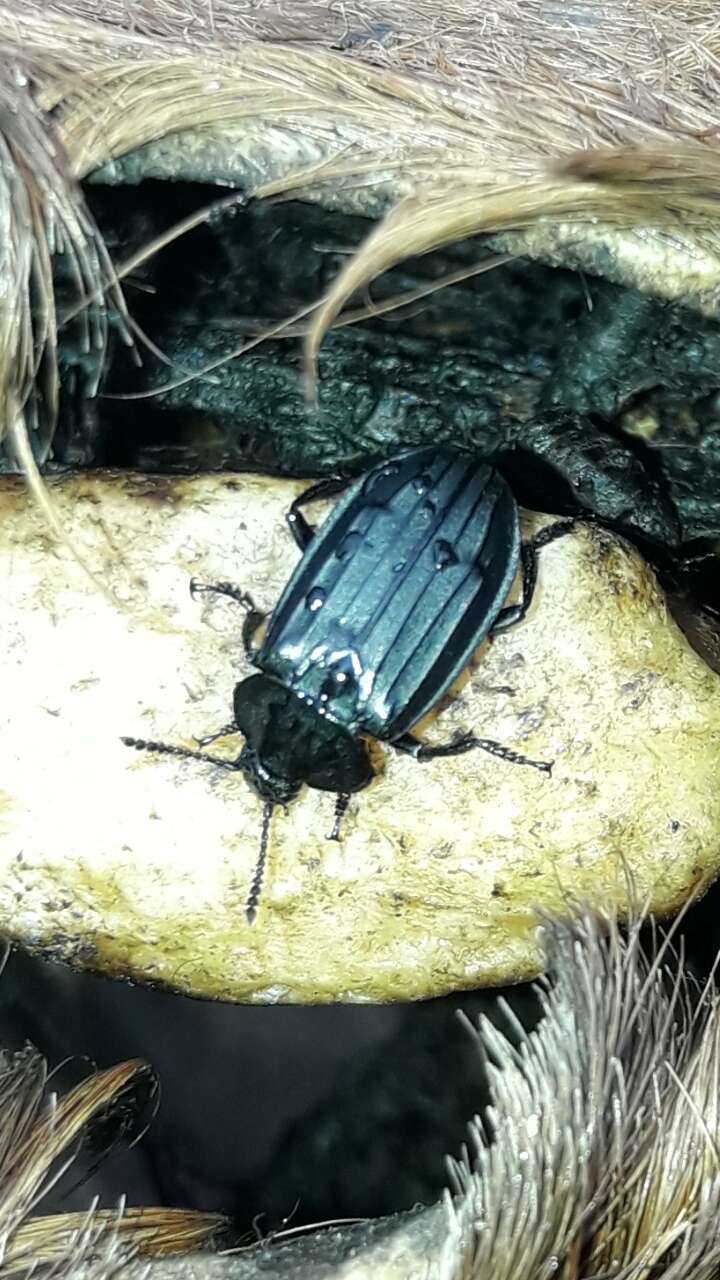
[
  {"left": 190, "top": 579, "right": 256, "bottom": 610},
  {"left": 392, "top": 732, "right": 426, "bottom": 758},
  {"left": 286, "top": 477, "right": 348, "bottom": 551},
  {"left": 241, "top": 609, "right": 267, "bottom": 660},
  {"left": 194, "top": 722, "right": 238, "bottom": 748},
  {"left": 492, "top": 519, "right": 577, "bottom": 633},
  {"left": 328, "top": 792, "right": 351, "bottom": 841},
  {"left": 393, "top": 731, "right": 552, "bottom": 774},
  {"left": 190, "top": 580, "right": 267, "bottom": 659},
  {"left": 676, "top": 550, "right": 717, "bottom": 569}
]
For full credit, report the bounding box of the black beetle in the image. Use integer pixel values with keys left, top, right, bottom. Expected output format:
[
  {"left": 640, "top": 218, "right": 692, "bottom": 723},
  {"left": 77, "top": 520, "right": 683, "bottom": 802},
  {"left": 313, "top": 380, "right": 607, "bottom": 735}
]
[{"left": 123, "top": 447, "right": 574, "bottom": 921}]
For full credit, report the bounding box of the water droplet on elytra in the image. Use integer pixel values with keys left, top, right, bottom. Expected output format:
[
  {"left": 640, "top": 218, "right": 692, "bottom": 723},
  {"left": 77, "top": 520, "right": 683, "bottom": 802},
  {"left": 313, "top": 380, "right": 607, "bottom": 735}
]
[
  {"left": 336, "top": 530, "right": 363, "bottom": 560},
  {"left": 306, "top": 587, "right": 326, "bottom": 612},
  {"left": 434, "top": 539, "right": 458, "bottom": 570},
  {"left": 393, "top": 560, "right": 406, "bottom": 573},
  {"left": 412, "top": 472, "right": 433, "bottom": 496},
  {"left": 362, "top": 462, "right": 401, "bottom": 505},
  {"left": 320, "top": 654, "right": 360, "bottom": 701}
]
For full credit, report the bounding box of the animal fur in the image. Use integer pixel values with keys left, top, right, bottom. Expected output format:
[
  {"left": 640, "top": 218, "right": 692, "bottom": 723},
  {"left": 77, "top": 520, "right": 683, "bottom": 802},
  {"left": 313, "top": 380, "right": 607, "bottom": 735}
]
[
  {"left": 446, "top": 910, "right": 720, "bottom": 1280},
  {"left": 2, "top": 2, "right": 720, "bottom": 466},
  {"left": 3, "top": 912, "right": 720, "bottom": 1279},
  {"left": 0, "top": 1047, "right": 223, "bottom": 1278}
]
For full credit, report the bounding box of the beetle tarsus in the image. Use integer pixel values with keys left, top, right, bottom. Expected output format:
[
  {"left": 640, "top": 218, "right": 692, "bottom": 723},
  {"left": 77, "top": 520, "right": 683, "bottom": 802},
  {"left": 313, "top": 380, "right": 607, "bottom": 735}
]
[
  {"left": 190, "top": 580, "right": 266, "bottom": 658},
  {"left": 190, "top": 579, "right": 256, "bottom": 611},
  {"left": 397, "top": 730, "right": 553, "bottom": 773},
  {"left": 466, "top": 738, "right": 553, "bottom": 773},
  {"left": 193, "top": 722, "right": 238, "bottom": 748},
  {"left": 286, "top": 476, "right": 348, "bottom": 551}
]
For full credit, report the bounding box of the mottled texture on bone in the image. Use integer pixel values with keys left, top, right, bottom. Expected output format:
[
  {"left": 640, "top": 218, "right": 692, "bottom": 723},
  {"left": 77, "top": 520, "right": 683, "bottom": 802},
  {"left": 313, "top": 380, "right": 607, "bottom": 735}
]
[{"left": 1, "top": 471, "right": 719, "bottom": 1001}]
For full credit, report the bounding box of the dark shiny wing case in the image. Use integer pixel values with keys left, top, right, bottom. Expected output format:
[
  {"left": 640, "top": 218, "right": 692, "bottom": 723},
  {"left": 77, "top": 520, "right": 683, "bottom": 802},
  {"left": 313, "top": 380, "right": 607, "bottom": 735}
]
[{"left": 258, "top": 447, "right": 520, "bottom": 739}]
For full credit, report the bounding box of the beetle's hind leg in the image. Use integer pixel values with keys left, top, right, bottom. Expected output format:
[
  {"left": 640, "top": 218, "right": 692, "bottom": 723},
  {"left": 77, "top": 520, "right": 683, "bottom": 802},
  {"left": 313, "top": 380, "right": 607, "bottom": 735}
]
[
  {"left": 190, "top": 579, "right": 266, "bottom": 658},
  {"left": 492, "top": 519, "right": 577, "bottom": 634},
  {"left": 393, "top": 731, "right": 552, "bottom": 774},
  {"left": 286, "top": 477, "right": 348, "bottom": 551}
]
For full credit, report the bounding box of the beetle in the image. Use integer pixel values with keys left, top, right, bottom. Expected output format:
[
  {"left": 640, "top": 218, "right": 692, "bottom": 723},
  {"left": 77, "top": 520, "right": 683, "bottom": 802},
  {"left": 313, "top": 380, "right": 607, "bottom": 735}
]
[{"left": 123, "top": 446, "right": 575, "bottom": 922}]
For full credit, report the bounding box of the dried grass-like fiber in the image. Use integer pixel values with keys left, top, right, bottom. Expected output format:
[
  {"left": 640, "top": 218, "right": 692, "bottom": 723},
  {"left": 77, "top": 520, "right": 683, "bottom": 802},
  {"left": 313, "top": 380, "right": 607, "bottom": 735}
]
[
  {"left": 2, "top": 1, "right": 720, "bottom": 584},
  {"left": 0, "top": 1048, "right": 223, "bottom": 1278},
  {"left": 303, "top": 152, "right": 720, "bottom": 393},
  {"left": 0, "top": 61, "right": 129, "bottom": 461},
  {"left": 2, "top": 2, "right": 720, "bottom": 452},
  {"left": 446, "top": 911, "right": 720, "bottom": 1280},
  {"left": 1, "top": 916, "right": 720, "bottom": 1278}
]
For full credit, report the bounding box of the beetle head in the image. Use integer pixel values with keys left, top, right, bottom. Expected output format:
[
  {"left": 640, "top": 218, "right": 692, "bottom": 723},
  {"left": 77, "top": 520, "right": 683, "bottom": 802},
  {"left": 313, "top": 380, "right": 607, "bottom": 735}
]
[
  {"left": 233, "top": 674, "right": 374, "bottom": 796},
  {"left": 231, "top": 675, "right": 375, "bottom": 924},
  {"left": 122, "top": 673, "right": 374, "bottom": 926}
]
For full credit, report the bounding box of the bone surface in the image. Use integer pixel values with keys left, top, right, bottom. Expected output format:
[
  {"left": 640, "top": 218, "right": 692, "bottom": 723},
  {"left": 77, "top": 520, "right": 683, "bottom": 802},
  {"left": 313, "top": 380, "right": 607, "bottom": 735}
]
[{"left": 1, "top": 471, "right": 719, "bottom": 1002}]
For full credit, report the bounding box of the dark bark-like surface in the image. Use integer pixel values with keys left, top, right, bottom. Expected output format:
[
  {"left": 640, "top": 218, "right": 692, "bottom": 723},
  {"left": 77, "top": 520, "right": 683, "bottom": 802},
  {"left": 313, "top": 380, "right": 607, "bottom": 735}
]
[{"left": 40, "top": 184, "right": 720, "bottom": 549}]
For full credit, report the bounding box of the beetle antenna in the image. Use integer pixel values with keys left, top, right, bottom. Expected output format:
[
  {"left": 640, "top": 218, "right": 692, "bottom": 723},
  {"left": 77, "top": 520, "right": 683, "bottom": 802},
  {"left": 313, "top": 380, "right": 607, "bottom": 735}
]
[{"left": 245, "top": 800, "right": 275, "bottom": 925}]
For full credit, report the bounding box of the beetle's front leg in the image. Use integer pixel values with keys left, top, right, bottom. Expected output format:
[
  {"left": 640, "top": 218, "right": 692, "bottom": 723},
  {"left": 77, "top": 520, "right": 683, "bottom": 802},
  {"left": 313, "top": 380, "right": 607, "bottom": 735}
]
[
  {"left": 190, "top": 579, "right": 256, "bottom": 610},
  {"left": 190, "top": 579, "right": 266, "bottom": 659},
  {"left": 327, "top": 792, "right": 351, "bottom": 841},
  {"left": 393, "top": 731, "right": 552, "bottom": 774},
  {"left": 194, "top": 722, "right": 239, "bottom": 749},
  {"left": 286, "top": 477, "right": 349, "bottom": 551},
  {"left": 492, "top": 519, "right": 577, "bottom": 634}
]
